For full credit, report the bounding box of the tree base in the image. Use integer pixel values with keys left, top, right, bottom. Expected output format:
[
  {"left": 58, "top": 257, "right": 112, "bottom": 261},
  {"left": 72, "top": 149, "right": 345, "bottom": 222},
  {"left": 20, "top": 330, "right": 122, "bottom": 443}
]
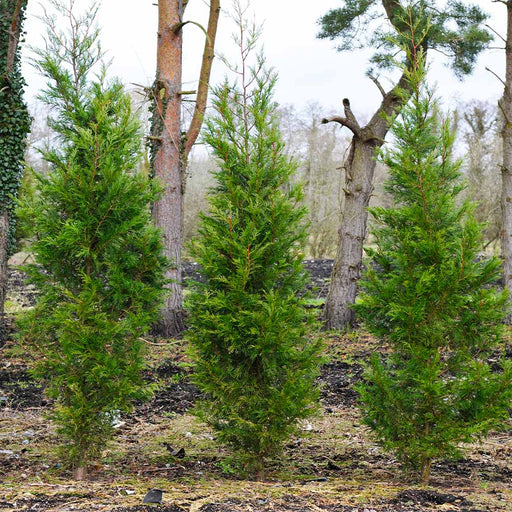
[
  {"left": 73, "top": 465, "right": 87, "bottom": 480},
  {"left": 323, "top": 302, "right": 357, "bottom": 331},
  {"left": 151, "top": 309, "right": 186, "bottom": 338}
]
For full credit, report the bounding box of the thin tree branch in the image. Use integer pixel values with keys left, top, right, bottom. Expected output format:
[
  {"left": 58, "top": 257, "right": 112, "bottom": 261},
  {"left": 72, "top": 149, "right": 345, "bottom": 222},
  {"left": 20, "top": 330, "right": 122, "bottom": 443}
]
[
  {"left": 321, "top": 116, "right": 361, "bottom": 136},
  {"left": 368, "top": 74, "right": 386, "bottom": 98},
  {"left": 184, "top": 0, "right": 220, "bottom": 157},
  {"left": 486, "top": 23, "right": 506, "bottom": 44},
  {"left": 486, "top": 66, "right": 506, "bottom": 88}
]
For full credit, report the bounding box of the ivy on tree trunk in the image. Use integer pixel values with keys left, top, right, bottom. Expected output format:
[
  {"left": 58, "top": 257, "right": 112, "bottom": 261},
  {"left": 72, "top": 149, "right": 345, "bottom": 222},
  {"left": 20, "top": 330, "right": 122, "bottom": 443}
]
[{"left": 0, "top": 0, "right": 30, "bottom": 345}]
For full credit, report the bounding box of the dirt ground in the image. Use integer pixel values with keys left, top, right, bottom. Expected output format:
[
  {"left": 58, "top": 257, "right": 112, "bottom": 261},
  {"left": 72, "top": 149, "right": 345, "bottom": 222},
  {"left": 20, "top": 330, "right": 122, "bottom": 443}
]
[{"left": 1, "top": 262, "right": 512, "bottom": 512}]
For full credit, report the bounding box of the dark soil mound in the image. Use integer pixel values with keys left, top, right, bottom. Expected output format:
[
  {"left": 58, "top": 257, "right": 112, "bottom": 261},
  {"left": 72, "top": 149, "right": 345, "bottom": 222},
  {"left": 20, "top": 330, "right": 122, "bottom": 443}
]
[
  {"left": 319, "top": 361, "right": 364, "bottom": 408},
  {"left": 391, "top": 489, "right": 473, "bottom": 508},
  {"left": 0, "top": 364, "right": 46, "bottom": 409}
]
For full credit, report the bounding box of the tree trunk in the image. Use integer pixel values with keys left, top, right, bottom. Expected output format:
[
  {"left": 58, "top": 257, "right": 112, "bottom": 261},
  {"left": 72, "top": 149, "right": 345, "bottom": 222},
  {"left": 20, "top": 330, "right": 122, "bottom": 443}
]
[
  {"left": 152, "top": 0, "right": 220, "bottom": 338},
  {"left": 0, "top": 0, "right": 28, "bottom": 345},
  {"left": 322, "top": 73, "right": 410, "bottom": 331},
  {"left": 501, "top": 0, "right": 512, "bottom": 323},
  {"left": 323, "top": 137, "right": 379, "bottom": 329},
  {"left": 152, "top": 0, "right": 186, "bottom": 337},
  {"left": 73, "top": 465, "right": 87, "bottom": 481}
]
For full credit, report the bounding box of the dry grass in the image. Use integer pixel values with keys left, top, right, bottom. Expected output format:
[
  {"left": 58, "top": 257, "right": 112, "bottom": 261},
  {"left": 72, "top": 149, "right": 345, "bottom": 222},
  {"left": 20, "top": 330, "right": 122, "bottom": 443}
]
[{"left": 1, "top": 333, "right": 512, "bottom": 511}]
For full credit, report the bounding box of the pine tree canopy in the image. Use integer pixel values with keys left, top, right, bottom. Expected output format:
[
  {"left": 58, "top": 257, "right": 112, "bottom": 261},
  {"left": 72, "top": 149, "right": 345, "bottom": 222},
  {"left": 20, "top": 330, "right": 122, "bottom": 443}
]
[{"left": 317, "top": 0, "right": 492, "bottom": 77}]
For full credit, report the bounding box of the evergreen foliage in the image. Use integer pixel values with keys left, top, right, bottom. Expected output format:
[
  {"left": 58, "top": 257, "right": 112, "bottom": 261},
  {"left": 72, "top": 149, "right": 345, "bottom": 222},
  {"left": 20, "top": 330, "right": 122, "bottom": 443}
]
[
  {"left": 354, "top": 47, "right": 512, "bottom": 483},
  {"left": 0, "top": 0, "right": 30, "bottom": 251},
  {"left": 18, "top": 1, "right": 167, "bottom": 476},
  {"left": 317, "top": 0, "right": 491, "bottom": 77},
  {"left": 186, "top": 46, "right": 323, "bottom": 472}
]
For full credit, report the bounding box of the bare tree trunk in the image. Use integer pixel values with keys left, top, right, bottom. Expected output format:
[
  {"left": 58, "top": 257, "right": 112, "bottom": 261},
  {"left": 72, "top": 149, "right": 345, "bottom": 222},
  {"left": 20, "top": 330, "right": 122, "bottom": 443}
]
[
  {"left": 152, "top": 0, "right": 186, "bottom": 337},
  {"left": 152, "top": 0, "right": 220, "bottom": 337},
  {"left": 0, "top": 0, "right": 28, "bottom": 345},
  {"left": 322, "top": 74, "right": 410, "bottom": 330},
  {"left": 323, "top": 135, "right": 379, "bottom": 329},
  {"left": 501, "top": 0, "right": 512, "bottom": 323}
]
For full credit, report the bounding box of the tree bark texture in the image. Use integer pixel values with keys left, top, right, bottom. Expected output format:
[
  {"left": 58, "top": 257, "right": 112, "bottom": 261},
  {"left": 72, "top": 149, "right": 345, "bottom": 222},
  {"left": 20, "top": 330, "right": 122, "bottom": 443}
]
[
  {"left": 152, "top": 0, "right": 186, "bottom": 337},
  {"left": 323, "top": 73, "right": 410, "bottom": 330},
  {"left": 501, "top": 0, "right": 512, "bottom": 323},
  {"left": 0, "top": 0, "right": 28, "bottom": 344},
  {"left": 152, "top": 0, "right": 220, "bottom": 337}
]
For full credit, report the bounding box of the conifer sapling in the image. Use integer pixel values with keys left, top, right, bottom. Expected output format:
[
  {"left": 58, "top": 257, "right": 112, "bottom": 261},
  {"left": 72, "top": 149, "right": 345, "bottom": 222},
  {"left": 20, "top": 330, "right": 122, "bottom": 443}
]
[
  {"left": 354, "top": 35, "right": 512, "bottom": 483},
  {"left": 18, "top": 1, "right": 167, "bottom": 479},
  {"left": 186, "top": 9, "right": 323, "bottom": 474}
]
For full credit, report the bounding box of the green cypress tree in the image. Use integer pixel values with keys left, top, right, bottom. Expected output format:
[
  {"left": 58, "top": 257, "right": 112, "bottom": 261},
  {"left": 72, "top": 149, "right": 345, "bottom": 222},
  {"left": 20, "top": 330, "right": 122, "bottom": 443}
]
[
  {"left": 186, "top": 44, "right": 323, "bottom": 473},
  {"left": 18, "top": 1, "right": 167, "bottom": 479},
  {"left": 354, "top": 46, "right": 512, "bottom": 483}
]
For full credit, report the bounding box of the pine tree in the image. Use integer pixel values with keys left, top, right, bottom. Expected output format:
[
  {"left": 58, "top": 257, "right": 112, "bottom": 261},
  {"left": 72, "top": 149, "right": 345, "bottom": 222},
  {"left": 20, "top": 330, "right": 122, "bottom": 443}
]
[
  {"left": 186, "top": 26, "right": 323, "bottom": 473},
  {"left": 18, "top": 1, "right": 167, "bottom": 479},
  {"left": 354, "top": 45, "right": 512, "bottom": 484}
]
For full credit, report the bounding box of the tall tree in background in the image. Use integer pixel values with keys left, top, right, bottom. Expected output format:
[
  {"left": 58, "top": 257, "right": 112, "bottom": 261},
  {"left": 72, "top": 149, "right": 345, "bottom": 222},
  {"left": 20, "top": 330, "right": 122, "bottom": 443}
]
[
  {"left": 0, "top": 0, "right": 30, "bottom": 344},
  {"left": 150, "top": 0, "right": 220, "bottom": 337},
  {"left": 318, "top": 0, "right": 492, "bottom": 330},
  {"left": 460, "top": 101, "right": 501, "bottom": 249},
  {"left": 501, "top": 0, "right": 512, "bottom": 322}
]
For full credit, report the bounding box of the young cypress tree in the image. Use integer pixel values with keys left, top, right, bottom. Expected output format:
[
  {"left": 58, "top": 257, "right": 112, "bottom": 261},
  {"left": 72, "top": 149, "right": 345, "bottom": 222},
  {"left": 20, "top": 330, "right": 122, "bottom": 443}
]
[
  {"left": 186, "top": 30, "right": 323, "bottom": 473},
  {"left": 354, "top": 45, "right": 512, "bottom": 483},
  {"left": 18, "top": 1, "right": 167, "bottom": 479}
]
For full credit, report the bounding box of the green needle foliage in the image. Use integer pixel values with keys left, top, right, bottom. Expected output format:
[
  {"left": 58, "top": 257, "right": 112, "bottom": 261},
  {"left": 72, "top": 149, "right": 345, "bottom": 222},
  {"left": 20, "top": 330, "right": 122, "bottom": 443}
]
[
  {"left": 354, "top": 47, "right": 512, "bottom": 484},
  {"left": 186, "top": 47, "right": 323, "bottom": 473},
  {"left": 18, "top": 1, "right": 167, "bottom": 478},
  {"left": 318, "top": 0, "right": 491, "bottom": 78}
]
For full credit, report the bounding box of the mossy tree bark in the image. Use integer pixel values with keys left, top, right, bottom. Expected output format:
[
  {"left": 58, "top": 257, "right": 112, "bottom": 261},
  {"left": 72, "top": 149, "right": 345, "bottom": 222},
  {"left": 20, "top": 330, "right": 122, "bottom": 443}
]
[{"left": 322, "top": 74, "right": 410, "bottom": 330}]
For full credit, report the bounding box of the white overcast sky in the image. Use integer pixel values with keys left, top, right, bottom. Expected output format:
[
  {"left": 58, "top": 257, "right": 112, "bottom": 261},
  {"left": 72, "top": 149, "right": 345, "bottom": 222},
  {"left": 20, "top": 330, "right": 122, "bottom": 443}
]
[{"left": 21, "top": 0, "right": 507, "bottom": 121}]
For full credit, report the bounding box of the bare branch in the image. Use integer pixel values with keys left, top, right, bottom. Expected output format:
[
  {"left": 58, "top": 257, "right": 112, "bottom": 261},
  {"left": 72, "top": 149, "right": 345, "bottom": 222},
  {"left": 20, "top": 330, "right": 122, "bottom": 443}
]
[
  {"left": 368, "top": 74, "right": 386, "bottom": 98},
  {"left": 184, "top": 0, "right": 221, "bottom": 157},
  {"left": 486, "top": 23, "right": 506, "bottom": 44},
  {"left": 343, "top": 98, "right": 361, "bottom": 129},
  {"left": 486, "top": 66, "right": 506, "bottom": 88},
  {"left": 321, "top": 115, "right": 361, "bottom": 136},
  {"left": 172, "top": 20, "right": 209, "bottom": 37}
]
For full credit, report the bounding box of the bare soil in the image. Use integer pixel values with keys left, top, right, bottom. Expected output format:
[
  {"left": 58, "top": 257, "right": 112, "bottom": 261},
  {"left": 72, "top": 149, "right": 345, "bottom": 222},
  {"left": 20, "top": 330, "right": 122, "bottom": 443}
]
[{"left": 1, "top": 263, "right": 512, "bottom": 512}]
